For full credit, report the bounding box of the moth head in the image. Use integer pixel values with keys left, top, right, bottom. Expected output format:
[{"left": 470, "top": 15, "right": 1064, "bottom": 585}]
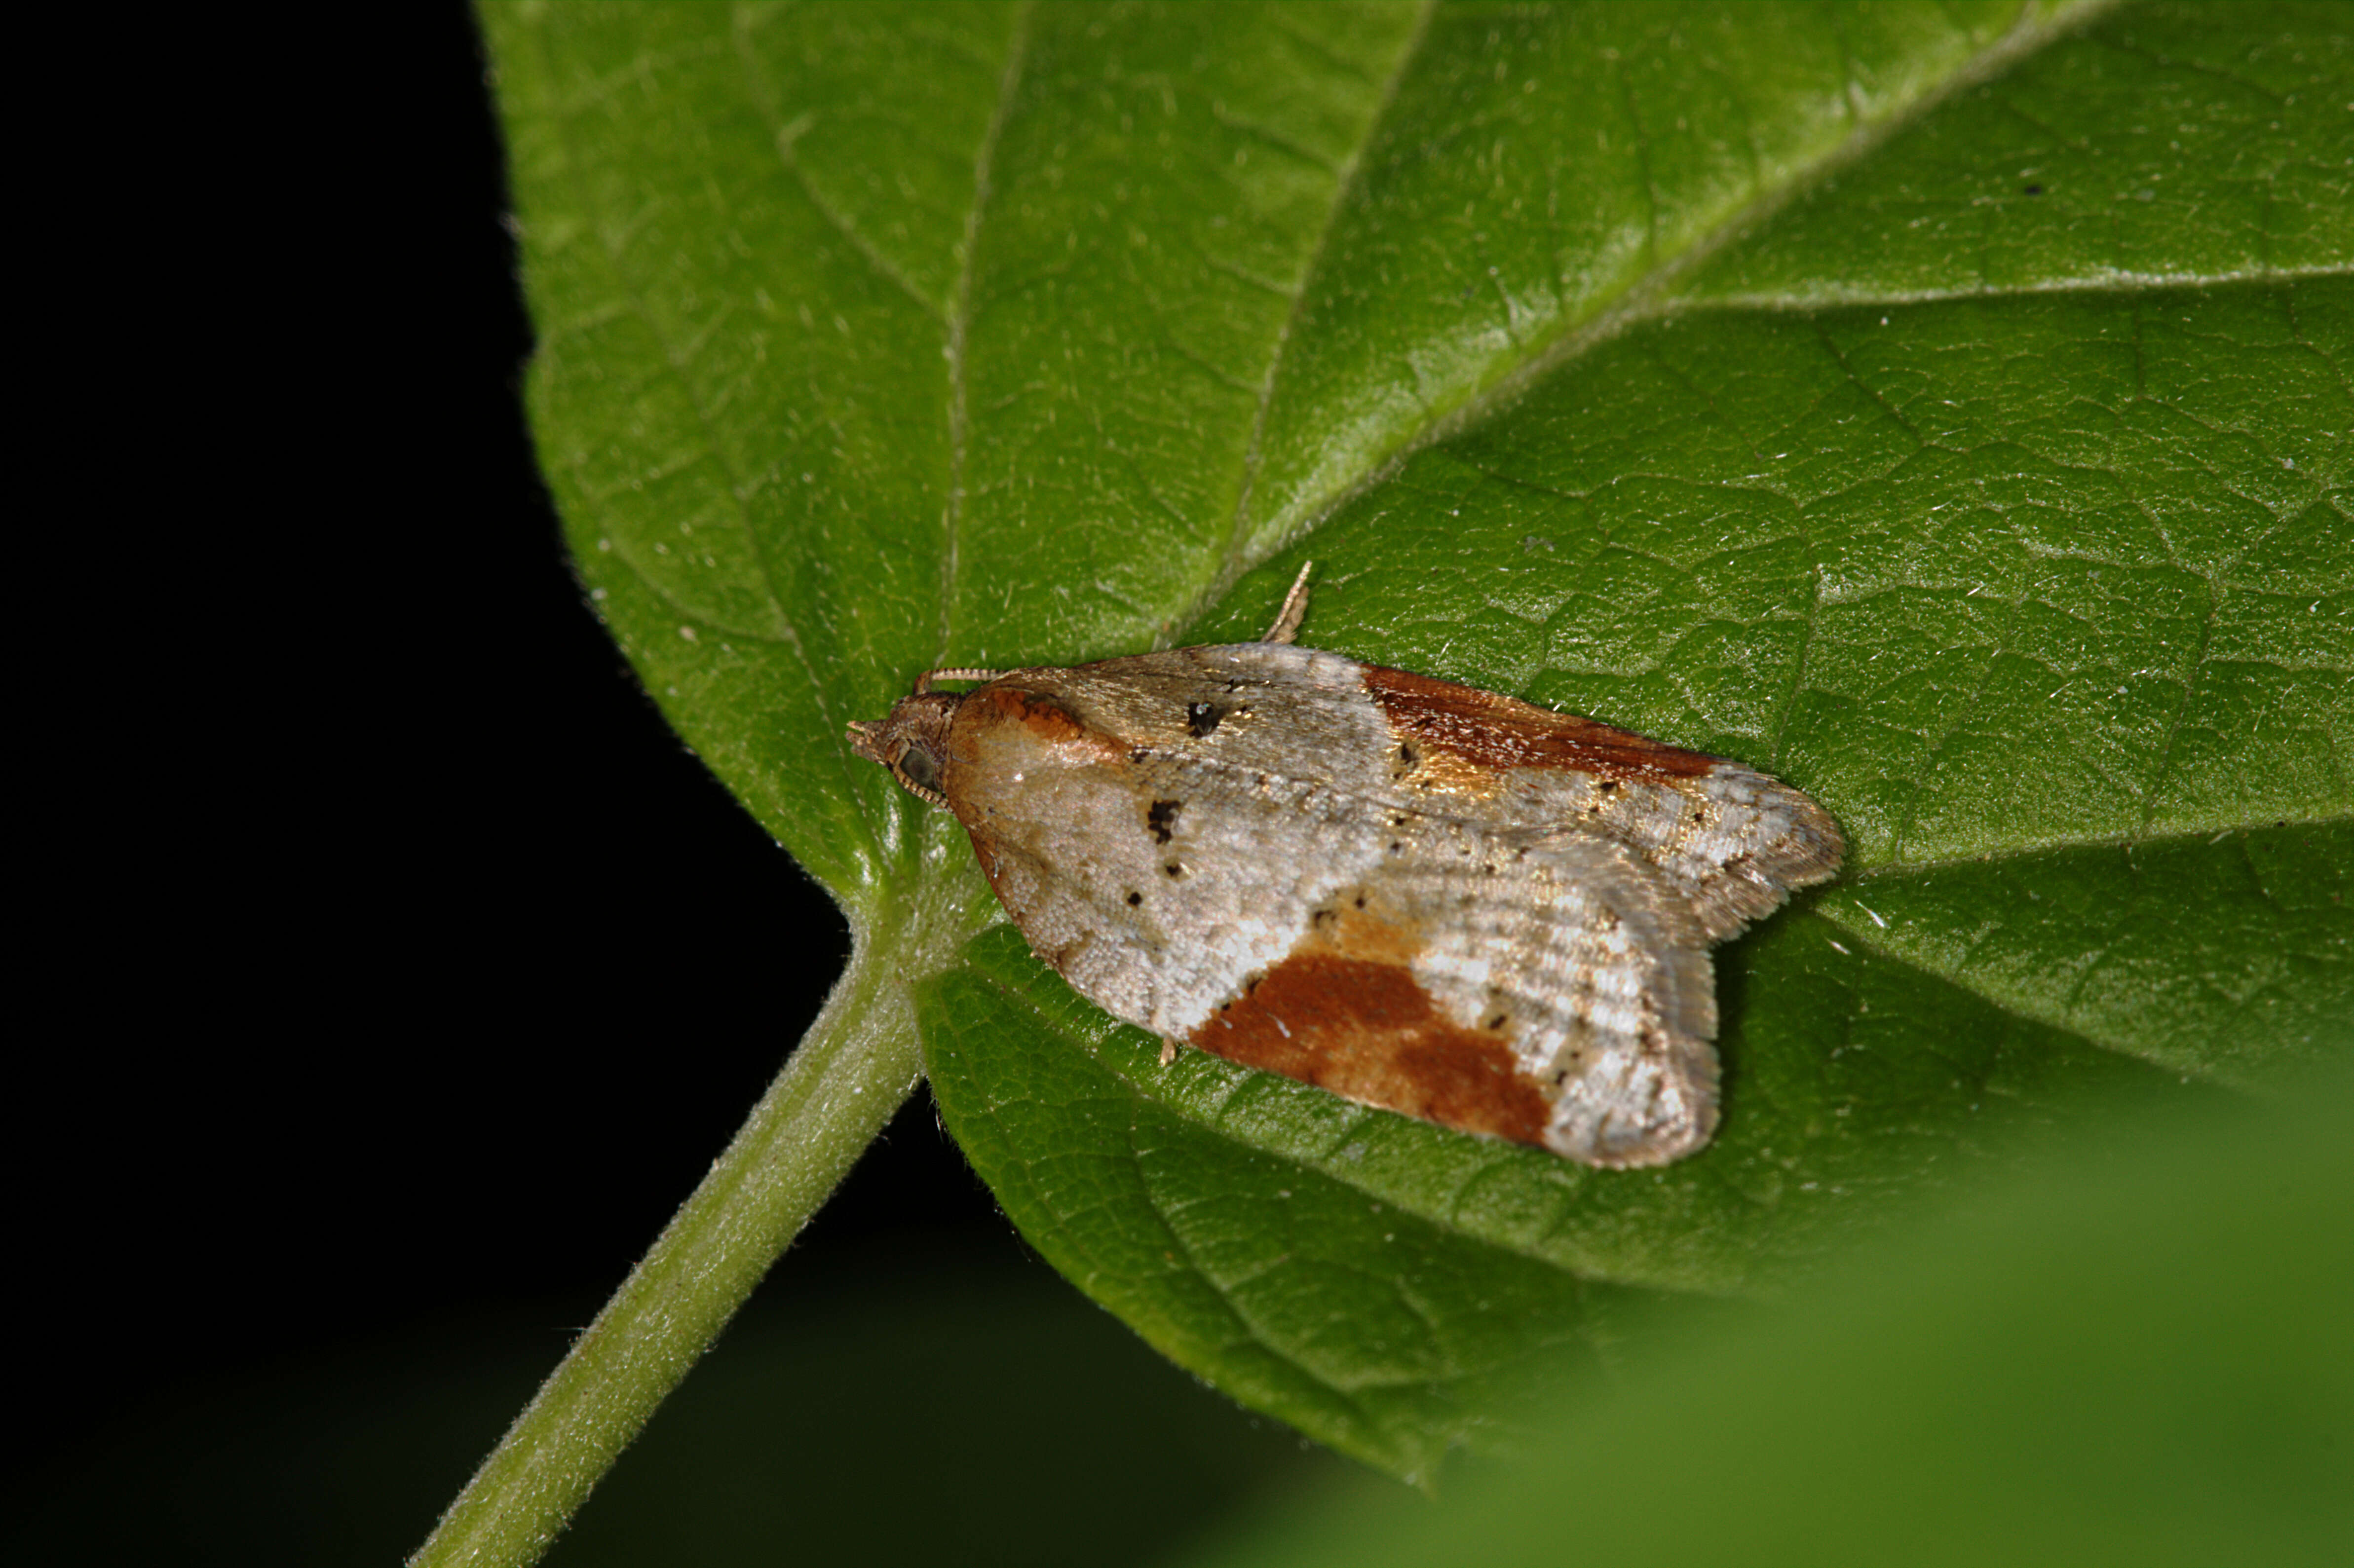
[{"left": 846, "top": 692, "right": 961, "bottom": 810}]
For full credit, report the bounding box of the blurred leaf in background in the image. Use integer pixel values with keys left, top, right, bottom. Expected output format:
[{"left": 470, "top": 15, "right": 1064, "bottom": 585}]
[
  {"left": 481, "top": 0, "right": 2348, "bottom": 1503},
  {"left": 1187, "top": 1067, "right": 2354, "bottom": 1568}
]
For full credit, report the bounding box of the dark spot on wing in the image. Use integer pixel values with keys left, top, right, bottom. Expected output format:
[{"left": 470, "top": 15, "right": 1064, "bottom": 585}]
[{"left": 1146, "top": 798, "right": 1180, "bottom": 844}]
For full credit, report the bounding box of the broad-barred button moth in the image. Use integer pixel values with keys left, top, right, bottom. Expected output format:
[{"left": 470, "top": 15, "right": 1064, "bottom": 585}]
[{"left": 850, "top": 566, "right": 1842, "bottom": 1168}]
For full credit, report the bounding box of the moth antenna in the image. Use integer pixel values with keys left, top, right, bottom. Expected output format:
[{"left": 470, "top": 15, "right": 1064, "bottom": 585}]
[
  {"left": 915, "top": 667, "right": 1011, "bottom": 693},
  {"left": 1259, "top": 560, "right": 1314, "bottom": 645},
  {"left": 896, "top": 772, "right": 951, "bottom": 810}
]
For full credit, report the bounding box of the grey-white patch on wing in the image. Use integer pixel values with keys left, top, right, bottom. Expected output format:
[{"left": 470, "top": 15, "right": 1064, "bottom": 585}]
[
  {"left": 1058, "top": 772, "right": 1391, "bottom": 1037},
  {"left": 960, "top": 654, "right": 1400, "bottom": 1039},
  {"left": 1047, "top": 644, "right": 1407, "bottom": 802},
  {"left": 1378, "top": 819, "right": 1720, "bottom": 1166},
  {"left": 1498, "top": 764, "right": 1842, "bottom": 943}
]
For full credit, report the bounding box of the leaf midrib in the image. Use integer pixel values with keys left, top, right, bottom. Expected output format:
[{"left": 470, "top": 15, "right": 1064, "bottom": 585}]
[
  {"left": 1199, "top": 0, "right": 2129, "bottom": 616},
  {"left": 891, "top": 3, "right": 2133, "bottom": 661},
  {"left": 1849, "top": 812, "right": 2354, "bottom": 882},
  {"left": 1202, "top": 0, "right": 1441, "bottom": 650},
  {"left": 940, "top": 1, "right": 1036, "bottom": 663}
]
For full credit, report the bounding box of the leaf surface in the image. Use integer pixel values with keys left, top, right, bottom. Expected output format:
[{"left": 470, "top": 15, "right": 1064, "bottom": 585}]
[{"left": 485, "top": 0, "right": 2351, "bottom": 1480}]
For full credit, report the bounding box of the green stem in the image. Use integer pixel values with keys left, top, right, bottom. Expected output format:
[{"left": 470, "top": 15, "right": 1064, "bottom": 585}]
[{"left": 410, "top": 908, "right": 923, "bottom": 1567}]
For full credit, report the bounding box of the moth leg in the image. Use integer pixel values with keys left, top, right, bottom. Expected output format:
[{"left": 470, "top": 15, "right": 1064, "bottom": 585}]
[
  {"left": 1158, "top": 1036, "right": 1181, "bottom": 1067},
  {"left": 914, "top": 667, "right": 1011, "bottom": 693},
  {"left": 1258, "top": 560, "right": 1314, "bottom": 645}
]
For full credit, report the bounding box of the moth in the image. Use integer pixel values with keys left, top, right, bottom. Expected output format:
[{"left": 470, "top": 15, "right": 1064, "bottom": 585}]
[{"left": 849, "top": 566, "right": 1842, "bottom": 1167}]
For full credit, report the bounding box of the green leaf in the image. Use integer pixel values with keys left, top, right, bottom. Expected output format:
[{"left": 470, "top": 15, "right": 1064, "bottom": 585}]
[{"left": 469, "top": 0, "right": 2351, "bottom": 1524}]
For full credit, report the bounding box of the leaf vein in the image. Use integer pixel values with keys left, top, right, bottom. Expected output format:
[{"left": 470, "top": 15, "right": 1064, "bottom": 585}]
[
  {"left": 942, "top": 0, "right": 1036, "bottom": 658},
  {"left": 1200, "top": 0, "right": 1440, "bottom": 631}
]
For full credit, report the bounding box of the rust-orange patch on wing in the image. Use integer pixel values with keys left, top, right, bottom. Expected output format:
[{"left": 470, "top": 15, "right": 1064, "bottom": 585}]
[
  {"left": 1363, "top": 664, "right": 1718, "bottom": 781},
  {"left": 946, "top": 682, "right": 1128, "bottom": 801},
  {"left": 966, "top": 683, "right": 1095, "bottom": 746},
  {"left": 1188, "top": 907, "right": 1551, "bottom": 1147}
]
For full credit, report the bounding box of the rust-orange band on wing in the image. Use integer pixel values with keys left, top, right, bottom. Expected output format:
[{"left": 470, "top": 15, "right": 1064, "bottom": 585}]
[
  {"left": 1362, "top": 664, "right": 1718, "bottom": 781},
  {"left": 1189, "top": 915, "right": 1552, "bottom": 1146}
]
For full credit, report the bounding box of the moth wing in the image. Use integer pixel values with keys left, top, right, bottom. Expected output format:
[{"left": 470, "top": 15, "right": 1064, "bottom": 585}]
[
  {"left": 953, "top": 738, "right": 1399, "bottom": 1041},
  {"left": 1378, "top": 820, "right": 1723, "bottom": 1167},
  {"left": 1595, "top": 761, "right": 1845, "bottom": 944}
]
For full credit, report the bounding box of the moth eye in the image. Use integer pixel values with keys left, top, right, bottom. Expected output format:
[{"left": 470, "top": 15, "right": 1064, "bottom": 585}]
[
  {"left": 894, "top": 744, "right": 941, "bottom": 792},
  {"left": 1184, "top": 701, "right": 1224, "bottom": 738}
]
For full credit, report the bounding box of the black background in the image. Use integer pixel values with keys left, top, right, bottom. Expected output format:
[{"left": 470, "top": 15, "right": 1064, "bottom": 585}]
[
  {"left": 17, "top": 0, "right": 1003, "bottom": 1517},
  {"left": 15, "top": 11, "right": 1350, "bottom": 1561}
]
